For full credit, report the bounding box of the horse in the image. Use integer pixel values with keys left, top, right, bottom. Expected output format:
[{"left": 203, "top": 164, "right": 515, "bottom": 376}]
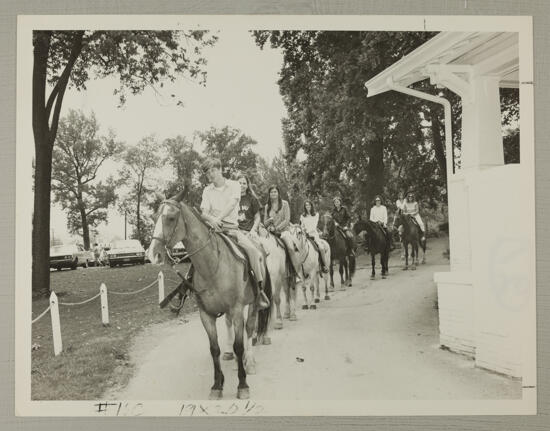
[
  {"left": 255, "top": 224, "right": 297, "bottom": 328},
  {"left": 280, "top": 225, "right": 331, "bottom": 309},
  {"left": 147, "top": 191, "right": 272, "bottom": 400},
  {"left": 361, "top": 220, "right": 391, "bottom": 279},
  {"left": 395, "top": 210, "right": 426, "bottom": 270},
  {"left": 322, "top": 213, "right": 356, "bottom": 289}
]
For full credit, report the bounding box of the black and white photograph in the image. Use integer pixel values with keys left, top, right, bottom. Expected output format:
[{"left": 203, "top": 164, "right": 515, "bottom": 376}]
[{"left": 15, "top": 15, "right": 536, "bottom": 416}]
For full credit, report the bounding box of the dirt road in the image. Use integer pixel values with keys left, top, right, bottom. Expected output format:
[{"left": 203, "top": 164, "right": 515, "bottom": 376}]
[{"left": 109, "top": 237, "right": 521, "bottom": 400}]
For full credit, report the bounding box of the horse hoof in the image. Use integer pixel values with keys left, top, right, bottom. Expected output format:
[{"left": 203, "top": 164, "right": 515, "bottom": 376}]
[
  {"left": 382, "top": 275, "right": 387, "bottom": 279},
  {"left": 324, "top": 295, "right": 330, "bottom": 300},
  {"left": 237, "top": 387, "right": 250, "bottom": 400},
  {"left": 252, "top": 337, "right": 258, "bottom": 346},
  {"left": 310, "top": 304, "right": 317, "bottom": 310},
  {"left": 283, "top": 312, "right": 290, "bottom": 320},
  {"left": 412, "top": 266, "right": 416, "bottom": 271},
  {"left": 289, "top": 314, "right": 297, "bottom": 321},
  {"left": 274, "top": 321, "right": 283, "bottom": 330},
  {"left": 209, "top": 389, "right": 223, "bottom": 400},
  {"left": 314, "top": 298, "right": 320, "bottom": 303},
  {"left": 262, "top": 336, "right": 271, "bottom": 345},
  {"left": 222, "top": 352, "right": 234, "bottom": 361},
  {"left": 370, "top": 275, "right": 375, "bottom": 280},
  {"left": 403, "top": 267, "right": 408, "bottom": 271},
  {"left": 422, "top": 260, "right": 426, "bottom": 264},
  {"left": 302, "top": 305, "right": 309, "bottom": 310}
]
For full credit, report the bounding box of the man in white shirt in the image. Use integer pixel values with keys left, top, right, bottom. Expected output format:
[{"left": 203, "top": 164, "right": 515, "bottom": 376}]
[
  {"left": 200, "top": 158, "right": 269, "bottom": 309},
  {"left": 370, "top": 196, "right": 391, "bottom": 243}
]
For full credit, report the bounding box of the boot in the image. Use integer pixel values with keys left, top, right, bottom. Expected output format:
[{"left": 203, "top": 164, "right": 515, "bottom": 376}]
[{"left": 257, "top": 281, "right": 270, "bottom": 310}]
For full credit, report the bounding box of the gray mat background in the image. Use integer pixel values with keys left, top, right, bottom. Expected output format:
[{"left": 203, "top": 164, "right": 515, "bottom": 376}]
[{"left": 1, "top": 0, "right": 548, "bottom": 429}]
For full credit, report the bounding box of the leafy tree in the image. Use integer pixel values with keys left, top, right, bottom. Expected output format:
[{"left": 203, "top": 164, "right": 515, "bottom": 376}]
[
  {"left": 51, "top": 109, "right": 122, "bottom": 249},
  {"left": 32, "top": 30, "right": 216, "bottom": 296},
  {"left": 119, "top": 136, "right": 162, "bottom": 245},
  {"left": 253, "top": 31, "right": 442, "bottom": 216},
  {"left": 198, "top": 126, "right": 259, "bottom": 177}
]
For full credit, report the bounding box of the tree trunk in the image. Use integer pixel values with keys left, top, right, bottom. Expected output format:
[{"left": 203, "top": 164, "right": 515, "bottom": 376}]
[
  {"left": 32, "top": 31, "right": 52, "bottom": 297},
  {"left": 428, "top": 107, "right": 447, "bottom": 183},
  {"left": 78, "top": 195, "right": 90, "bottom": 250},
  {"left": 366, "top": 138, "right": 384, "bottom": 206},
  {"left": 32, "top": 31, "right": 84, "bottom": 296}
]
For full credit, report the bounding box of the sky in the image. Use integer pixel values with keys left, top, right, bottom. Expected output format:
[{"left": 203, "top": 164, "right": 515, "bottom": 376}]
[{"left": 50, "top": 29, "right": 287, "bottom": 244}]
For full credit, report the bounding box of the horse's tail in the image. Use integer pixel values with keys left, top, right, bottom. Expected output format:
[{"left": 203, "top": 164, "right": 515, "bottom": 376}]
[
  {"left": 256, "top": 270, "right": 272, "bottom": 338},
  {"left": 348, "top": 253, "right": 356, "bottom": 278}
]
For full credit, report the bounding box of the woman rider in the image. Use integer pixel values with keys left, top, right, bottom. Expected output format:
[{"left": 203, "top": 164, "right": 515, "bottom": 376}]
[
  {"left": 402, "top": 190, "right": 426, "bottom": 241},
  {"left": 264, "top": 185, "right": 291, "bottom": 235},
  {"left": 300, "top": 200, "right": 329, "bottom": 273},
  {"left": 331, "top": 196, "right": 355, "bottom": 255}
]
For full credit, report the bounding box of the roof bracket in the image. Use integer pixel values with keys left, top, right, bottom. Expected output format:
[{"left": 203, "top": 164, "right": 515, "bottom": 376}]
[{"left": 424, "top": 64, "right": 474, "bottom": 103}]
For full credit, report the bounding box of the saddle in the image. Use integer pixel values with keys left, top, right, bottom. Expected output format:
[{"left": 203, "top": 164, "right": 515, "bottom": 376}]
[{"left": 335, "top": 226, "right": 348, "bottom": 241}]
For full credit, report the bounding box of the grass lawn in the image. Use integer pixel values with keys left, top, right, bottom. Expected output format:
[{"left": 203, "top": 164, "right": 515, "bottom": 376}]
[{"left": 31, "top": 262, "right": 194, "bottom": 400}]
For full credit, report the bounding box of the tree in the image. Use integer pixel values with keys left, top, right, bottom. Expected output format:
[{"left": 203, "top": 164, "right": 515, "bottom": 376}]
[
  {"left": 51, "top": 109, "right": 122, "bottom": 249},
  {"left": 32, "top": 30, "right": 217, "bottom": 296},
  {"left": 253, "top": 31, "right": 444, "bottom": 213},
  {"left": 119, "top": 136, "right": 162, "bottom": 245},
  {"left": 198, "top": 126, "right": 259, "bottom": 177}
]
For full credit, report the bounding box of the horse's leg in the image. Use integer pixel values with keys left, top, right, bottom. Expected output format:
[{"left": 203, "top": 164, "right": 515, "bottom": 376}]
[
  {"left": 289, "top": 276, "right": 297, "bottom": 320},
  {"left": 329, "top": 260, "right": 335, "bottom": 290},
  {"left": 371, "top": 252, "right": 376, "bottom": 280},
  {"left": 301, "top": 278, "right": 309, "bottom": 309},
  {"left": 339, "top": 260, "right": 345, "bottom": 289},
  {"left": 223, "top": 314, "right": 235, "bottom": 361},
  {"left": 310, "top": 274, "right": 319, "bottom": 309},
  {"left": 199, "top": 309, "right": 224, "bottom": 399},
  {"left": 412, "top": 243, "right": 417, "bottom": 270},
  {"left": 344, "top": 257, "right": 351, "bottom": 287},
  {"left": 243, "top": 304, "right": 257, "bottom": 374},
  {"left": 273, "top": 272, "right": 283, "bottom": 329},
  {"left": 231, "top": 310, "right": 249, "bottom": 399},
  {"left": 403, "top": 243, "right": 409, "bottom": 270}
]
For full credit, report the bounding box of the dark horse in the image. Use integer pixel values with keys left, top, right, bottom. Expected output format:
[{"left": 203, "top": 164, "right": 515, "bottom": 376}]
[
  {"left": 322, "top": 213, "right": 356, "bottom": 289},
  {"left": 148, "top": 191, "right": 272, "bottom": 400},
  {"left": 395, "top": 210, "right": 426, "bottom": 270},
  {"left": 361, "top": 220, "right": 391, "bottom": 279}
]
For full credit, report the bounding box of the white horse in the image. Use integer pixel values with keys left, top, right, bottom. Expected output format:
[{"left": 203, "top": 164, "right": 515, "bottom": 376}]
[{"left": 281, "top": 225, "right": 331, "bottom": 310}]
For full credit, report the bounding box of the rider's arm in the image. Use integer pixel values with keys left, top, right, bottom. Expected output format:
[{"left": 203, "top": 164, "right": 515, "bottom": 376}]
[
  {"left": 251, "top": 211, "right": 261, "bottom": 233},
  {"left": 216, "top": 181, "right": 241, "bottom": 224},
  {"left": 382, "top": 206, "right": 388, "bottom": 226},
  {"left": 369, "top": 207, "right": 375, "bottom": 223},
  {"left": 274, "top": 200, "right": 290, "bottom": 231}
]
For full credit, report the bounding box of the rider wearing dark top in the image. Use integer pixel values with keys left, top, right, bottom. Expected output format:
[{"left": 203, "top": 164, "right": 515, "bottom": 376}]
[
  {"left": 331, "top": 196, "right": 355, "bottom": 255},
  {"left": 238, "top": 193, "right": 261, "bottom": 232}
]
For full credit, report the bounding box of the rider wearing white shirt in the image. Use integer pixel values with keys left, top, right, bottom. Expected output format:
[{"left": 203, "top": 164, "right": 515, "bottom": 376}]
[
  {"left": 300, "top": 200, "right": 329, "bottom": 273},
  {"left": 200, "top": 157, "right": 269, "bottom": 309},
  {"left": 369, "top": 197, "right": 388, "bottom": 226}
]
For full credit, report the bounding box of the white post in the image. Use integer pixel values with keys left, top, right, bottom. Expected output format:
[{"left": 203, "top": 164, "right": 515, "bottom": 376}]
[
  {"left": 100, "top": 283, "right": 109, "bottom": 326},
  {"left": 49, "top": 292, "right": 62, "bottom": 356},
  {"left": 158, "top": 271, "right": 165, "bottom": 304}
]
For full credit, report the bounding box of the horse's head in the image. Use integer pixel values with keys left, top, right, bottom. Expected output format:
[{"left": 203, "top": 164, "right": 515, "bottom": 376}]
[
  {"left": 280, "top": 225, "right": 305, "bottom": 254},
  {"left": 147, "top": 190, "right": 187, "bottom": 265}
]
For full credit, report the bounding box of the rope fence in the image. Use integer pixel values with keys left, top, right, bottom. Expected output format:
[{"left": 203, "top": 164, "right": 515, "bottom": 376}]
[{"left": 31, "top": 271, "right": 174, "bottom": 356}]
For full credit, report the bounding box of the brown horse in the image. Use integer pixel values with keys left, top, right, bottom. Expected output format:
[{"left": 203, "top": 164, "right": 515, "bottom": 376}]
[
  {"left": 147, "top": 192, "right": 271, "bottom": 400},
  {"left": 322, "top": 213, "right": 355, "bottom": 289}
]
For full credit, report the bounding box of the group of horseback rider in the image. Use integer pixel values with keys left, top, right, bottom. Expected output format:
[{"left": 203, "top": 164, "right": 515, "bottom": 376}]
[{"left": 190, "top": 156, "right": 426, "bottom": 312}]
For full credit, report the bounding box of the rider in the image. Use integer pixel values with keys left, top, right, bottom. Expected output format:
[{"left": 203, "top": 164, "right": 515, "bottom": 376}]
[
  {"left": 331, "top": 196, "right": 355, "bottom": 256},
  {"left": 402, "top": 190, "right": 426, "bottom": 242},
  {"left": 200, "top": 158, "right": 270, "bottom": 310},
  {"left": 236, "top": 174, "right": 261, "bottom": 235},
  {"left": 264, "top": 185, "right": 291, "bottom": 235},
  {"left": 369, "top": 195, "right": 390, "bottom": 240},
  {"left": 300, "top": 199, "right": 329, "bottom": 273}
]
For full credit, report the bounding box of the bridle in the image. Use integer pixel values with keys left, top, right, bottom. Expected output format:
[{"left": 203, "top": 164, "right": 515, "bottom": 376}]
[{"left": 152, "top": 199, "right": 215, "bottom": 265}]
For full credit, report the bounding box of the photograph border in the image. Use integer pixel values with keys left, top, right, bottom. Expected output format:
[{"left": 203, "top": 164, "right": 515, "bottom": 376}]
[
  {"left": 1, "top": 0, "right": 548, "bottom": 428},
  {"left": 14, "top": 13, "right": 536, "bottom": 417}
]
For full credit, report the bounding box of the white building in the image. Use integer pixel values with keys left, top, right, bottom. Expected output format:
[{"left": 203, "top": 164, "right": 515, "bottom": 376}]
[{"left": 365, "top": 32, "right": 535, "bottom": 380}]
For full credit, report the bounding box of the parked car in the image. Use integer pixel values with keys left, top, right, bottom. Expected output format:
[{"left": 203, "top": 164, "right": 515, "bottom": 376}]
[
  {"left": 50, "top": 244, "right": 95, "bottom": 271},
  {"left": 106, "top": 239, "right": 146, "bottom": 267}
]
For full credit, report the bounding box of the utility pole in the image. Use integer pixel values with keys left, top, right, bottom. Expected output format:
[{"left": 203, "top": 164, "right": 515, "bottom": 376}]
[{"left": 124, "top": 210, "right": 127, "bottom": 240}]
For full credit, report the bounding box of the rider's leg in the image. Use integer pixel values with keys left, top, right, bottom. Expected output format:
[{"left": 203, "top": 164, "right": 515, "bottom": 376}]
[
  {"left": 230, "top": 230, "right": 269, "bottom": 309},
  {"left": 344, "top": 229, "right": 355, "bottom": 256},
  {"left": 313, "top": 235, "right": 329, "bottom": 273},
  {"left": 415, "top": 215, "right": 426, "bottom": 240}
]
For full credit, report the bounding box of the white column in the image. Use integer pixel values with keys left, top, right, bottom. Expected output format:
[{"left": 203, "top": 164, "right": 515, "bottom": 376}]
[{"left": 461, "top": 75, "right": 504, "bottom": 171}]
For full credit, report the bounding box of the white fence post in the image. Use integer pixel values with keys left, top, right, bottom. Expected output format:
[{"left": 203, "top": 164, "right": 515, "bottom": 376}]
[
  {"left": 100, "top": 283, "right": 109, "bottom": 326},
  {"left": 158, "top": 271, "right": 165, "bottom": 304},
  {"left": 49, "top": 292, "right": 62, "bottom": 356}
]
